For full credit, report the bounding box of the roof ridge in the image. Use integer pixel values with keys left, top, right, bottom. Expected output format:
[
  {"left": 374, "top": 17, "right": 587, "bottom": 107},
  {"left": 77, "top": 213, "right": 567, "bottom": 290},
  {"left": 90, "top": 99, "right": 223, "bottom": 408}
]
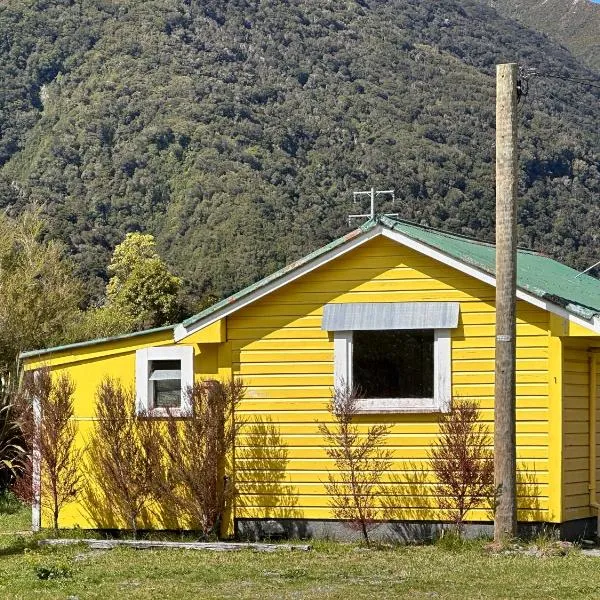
[
  {"left": 21, "top": 215, "right": 600, "bottom": 359},
  {"left": 380, "top": 215, "right": 540, "bottom": 254}
]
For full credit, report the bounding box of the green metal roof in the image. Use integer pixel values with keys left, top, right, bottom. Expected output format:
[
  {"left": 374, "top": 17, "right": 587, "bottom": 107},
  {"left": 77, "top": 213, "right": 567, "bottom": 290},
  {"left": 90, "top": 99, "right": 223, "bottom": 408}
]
[
  {"left": 20, "top": 215, "right": 600, "bottom": 359},
  {"left": 181, "top": 219, "right": 377, "bottom": 328},
  {"left": 380, "top": 215, "right": 600, "bottom": 320},
  {"left": 183, "top": 215, "right": 600, "bottom": 329},
  {"left": 19, "top": 324, "right": 175, "bottom": 360}
]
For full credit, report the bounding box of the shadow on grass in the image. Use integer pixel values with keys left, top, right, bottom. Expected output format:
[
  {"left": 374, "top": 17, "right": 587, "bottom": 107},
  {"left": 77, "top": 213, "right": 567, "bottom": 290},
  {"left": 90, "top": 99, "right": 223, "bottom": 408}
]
[
  {"left": 0, "top": 534, "right": 42, "bottom": 557},
  {"left": 0, "top": 491, "right": 24, "bottom": 516}
]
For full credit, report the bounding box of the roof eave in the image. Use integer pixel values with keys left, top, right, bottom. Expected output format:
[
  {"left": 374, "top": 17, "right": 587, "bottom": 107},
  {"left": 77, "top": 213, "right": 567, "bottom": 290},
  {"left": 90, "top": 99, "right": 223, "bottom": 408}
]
[
  {"left": 175, "top": 220, "right": 383, "bottom": 341},
  {"left": 19, "top": 324, "right": 176, "bottom": 361},
  {"left": 22, "top": 216, "right": 600, "bottom": 358},
  {"left": 177, "top": 217, "right": 600, "bottom": 341},
  {"left": 380, "top": 227, "right": 600, "bottom": 335}
]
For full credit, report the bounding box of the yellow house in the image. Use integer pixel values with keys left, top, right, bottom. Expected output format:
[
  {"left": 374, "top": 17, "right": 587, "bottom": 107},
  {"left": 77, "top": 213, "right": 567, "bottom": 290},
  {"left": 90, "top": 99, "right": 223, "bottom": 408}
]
[{"left": 20, "top": 216, "right": 600, "bottom": 539}]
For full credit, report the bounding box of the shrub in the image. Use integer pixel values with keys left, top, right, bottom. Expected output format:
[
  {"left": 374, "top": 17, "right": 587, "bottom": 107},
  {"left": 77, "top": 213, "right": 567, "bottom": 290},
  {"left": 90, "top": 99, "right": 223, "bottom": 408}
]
[
  {"left": 318, "top": 385, "right": 392, "bottom": 546},
  {"left": 0, "top": 376, "right": 27, "bottom": 489},
  {"left": 25, "top": 368, "right": 83, "bottom": 532},
  {"left": 87, "top": 377, "right": 156, "bottom": 538},
  {"left": 428, "top": 398, "right": 494, "bottom": 535},
  {"left": 155, "top": 379, "right": 245, "bottom": 538},
  {"left": 35, "top": 561, "right": 73, "bottom": 580},
  {"left": 0, "top": 489, "right": 22, "bottom": 514}
]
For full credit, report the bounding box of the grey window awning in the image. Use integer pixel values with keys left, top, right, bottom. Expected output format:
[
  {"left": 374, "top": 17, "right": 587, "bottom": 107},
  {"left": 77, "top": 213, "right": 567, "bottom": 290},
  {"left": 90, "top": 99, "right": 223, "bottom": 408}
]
[
  {"left": 149, "top": 369, "right": 182, "bottom": 381},
  {"left": 321, "top": 302, "right": 460, "bottom": 331}
]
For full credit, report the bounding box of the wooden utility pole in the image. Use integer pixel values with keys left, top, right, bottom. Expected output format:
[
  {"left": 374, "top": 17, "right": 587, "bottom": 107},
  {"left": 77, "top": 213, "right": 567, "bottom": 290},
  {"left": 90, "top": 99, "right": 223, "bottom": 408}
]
[{"left": 494, "top": 63, "right": 518, "bottom": 541}]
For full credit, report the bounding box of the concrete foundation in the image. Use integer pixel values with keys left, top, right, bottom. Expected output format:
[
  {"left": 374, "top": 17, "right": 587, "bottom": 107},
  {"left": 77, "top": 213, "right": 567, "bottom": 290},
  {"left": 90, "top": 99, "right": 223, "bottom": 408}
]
[
  {"left": 236, "top": 518, "right": 594, "bottom": 543},
  {"left": 559, "top": 517, "right": 597, "bottom": 541}
]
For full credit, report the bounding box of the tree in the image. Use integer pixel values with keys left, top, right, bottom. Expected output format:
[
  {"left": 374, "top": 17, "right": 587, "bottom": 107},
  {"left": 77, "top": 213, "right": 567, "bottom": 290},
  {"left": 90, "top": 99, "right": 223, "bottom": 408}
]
[
  {"left": 22, "top": 368, "right": 83, "bottom": 532},
  {"left": 155, "top": 379, "right": 245, "bottom": 538},
  {"left": 1, "top": 0, "right": 599, "bottom": 309},
  {"left": 65, "top": 304, "right": 137, "bottom": 344},
  {"left": 106, "top": 233, "right": 181, "bottom": 330},
  {"left": 428, "top": 398, "right": 494, "bottom": 535},
  {"left": 0, "top": 211, "right": 82, "bottom": 377},
  {"left": 87, "top": 377, "right": 156, "bottom": 538},
  {"left": 318, "top": 385, "right": 392, "bottom": 546}
]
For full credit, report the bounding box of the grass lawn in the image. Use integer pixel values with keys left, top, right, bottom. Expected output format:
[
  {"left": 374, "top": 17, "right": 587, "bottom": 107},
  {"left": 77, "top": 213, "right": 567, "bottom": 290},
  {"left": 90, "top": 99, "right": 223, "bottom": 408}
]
[{"left": 1, "top": 506, "right": 600, "bottom": 599}]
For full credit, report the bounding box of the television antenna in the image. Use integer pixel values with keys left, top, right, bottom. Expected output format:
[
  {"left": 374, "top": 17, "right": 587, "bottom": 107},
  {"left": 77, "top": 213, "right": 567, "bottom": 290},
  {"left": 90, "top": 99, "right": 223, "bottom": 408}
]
[{"left": 348, "top": 188, "right": 398, "bottom": 225}]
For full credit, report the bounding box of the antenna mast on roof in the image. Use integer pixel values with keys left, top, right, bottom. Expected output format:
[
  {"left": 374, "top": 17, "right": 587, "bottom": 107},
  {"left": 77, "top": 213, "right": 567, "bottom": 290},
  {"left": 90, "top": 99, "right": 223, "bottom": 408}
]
[{"left": 349, "top": 188, "right": 398, "bottom": 225}]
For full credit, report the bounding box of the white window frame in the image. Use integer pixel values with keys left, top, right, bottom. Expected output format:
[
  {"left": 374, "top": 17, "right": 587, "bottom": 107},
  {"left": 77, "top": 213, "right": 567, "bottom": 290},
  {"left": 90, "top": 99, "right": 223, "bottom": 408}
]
[
  {"left": 135, "top": 345, "right": 194, "bottom": 416},
  {"left": 333, "top": 329, "right": 451, "bottom": 414}
]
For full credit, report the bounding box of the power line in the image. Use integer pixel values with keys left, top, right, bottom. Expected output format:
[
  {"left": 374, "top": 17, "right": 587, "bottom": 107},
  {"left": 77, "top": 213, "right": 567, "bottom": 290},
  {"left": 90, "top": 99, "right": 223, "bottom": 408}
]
[
  {"left": 521, "top": 67, "right": 600, "bottom": 91},
  {"left": 541, "top": 73, "right": 600, "bottom": 90}
]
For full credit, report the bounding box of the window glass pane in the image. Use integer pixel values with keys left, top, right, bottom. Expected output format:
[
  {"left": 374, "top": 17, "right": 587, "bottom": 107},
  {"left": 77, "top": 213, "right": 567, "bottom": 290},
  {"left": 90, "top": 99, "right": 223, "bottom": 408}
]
[
  {"left": 353, "top": 330, "right": 434, "bottom": 399},
  {"left": 153, "top": 378, "right": 181, "bottom": 408},
  {"left": 150, "top": 359, "right": 180, "bottom": 372}
]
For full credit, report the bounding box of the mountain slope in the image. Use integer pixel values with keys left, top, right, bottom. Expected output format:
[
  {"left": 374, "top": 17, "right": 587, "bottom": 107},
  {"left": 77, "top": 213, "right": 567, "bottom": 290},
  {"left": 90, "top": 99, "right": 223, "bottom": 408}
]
[
  {"left": 0, "top": 0, "right": 599, "bottom": 305},
  {"left": 491, "top": 0, "right": 600, "bottom": 73}
]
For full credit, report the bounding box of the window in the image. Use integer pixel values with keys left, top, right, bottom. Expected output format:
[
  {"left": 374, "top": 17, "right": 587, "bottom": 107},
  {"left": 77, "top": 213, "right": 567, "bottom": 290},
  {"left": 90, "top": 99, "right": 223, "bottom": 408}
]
[
  {"left": 136, "top": 346, "right": 194, "bottom": 415},
  {"left": 322, "top": 303, "right": 457, "bottom": 413},
  {"left": 149, "top": 360, "right": 182, "bottom": 408},
  {"left": 353, "top": 329, "right": 433, "bottom": 399}
]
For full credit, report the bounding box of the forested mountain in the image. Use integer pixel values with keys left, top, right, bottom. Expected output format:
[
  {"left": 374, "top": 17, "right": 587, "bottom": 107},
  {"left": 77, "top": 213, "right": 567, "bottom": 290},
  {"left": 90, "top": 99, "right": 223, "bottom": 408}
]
[
  {"left": 0, "top": 0, "right": 599, "bottom": 307},
  {"left": 490, "top": 0, "right": 600, "bottom": 73}
]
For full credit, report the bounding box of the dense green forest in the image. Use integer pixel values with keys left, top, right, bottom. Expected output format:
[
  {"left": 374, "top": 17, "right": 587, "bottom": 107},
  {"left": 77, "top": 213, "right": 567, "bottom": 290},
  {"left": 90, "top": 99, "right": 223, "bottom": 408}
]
[
  {"left": 0, "top": 0, "right": 599, "bottom": 309},
  {"left": 492, "top": 0, "right": 600, "bottom": 73}
]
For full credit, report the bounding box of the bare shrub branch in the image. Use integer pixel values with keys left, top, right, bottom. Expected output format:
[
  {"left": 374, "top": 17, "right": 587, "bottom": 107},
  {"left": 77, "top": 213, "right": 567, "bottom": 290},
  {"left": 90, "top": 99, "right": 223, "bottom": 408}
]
[
  {"left": 17, "top": 368, "right": 82, "bottom": 531},
  {"left": 428, "top": 398, "right": 494, "bottom": 534},
  {"left": 318, "top": 385, "right": 392, "bottom": 546},
  {"left": 154, "top": 378, "right": 245, "bottom": 538},
  {"left": 87, "top": 377, "right": 156, "bottom": 538}
]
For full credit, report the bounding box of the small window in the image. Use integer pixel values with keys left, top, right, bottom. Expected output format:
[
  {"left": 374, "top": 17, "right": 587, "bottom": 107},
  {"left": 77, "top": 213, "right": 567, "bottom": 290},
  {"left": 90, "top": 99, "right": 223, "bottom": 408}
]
[
  {"left": 149, "top": 360, "right": 181, "bottom": 408},
  {"left": 135, "top": 346, "right": 194, "bottom": 416},
  {"left": 353, "top": 330, "right": 433, "bottom": 399}
]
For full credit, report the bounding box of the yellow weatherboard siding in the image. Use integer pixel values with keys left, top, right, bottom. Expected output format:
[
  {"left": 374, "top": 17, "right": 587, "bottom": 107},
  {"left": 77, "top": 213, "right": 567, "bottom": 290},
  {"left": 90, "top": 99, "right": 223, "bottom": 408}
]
[
  {"left": 562, "top": 339, "right": 600, "bottom": 522},
  {"left": 21, "top": 230, "right": 600, "bottom": 531},
  {"left": 23, "top": 329, "right": 175, "bottom": 370},
  {"left": 547, "top": 336, "right": 564, "bottom": 523},
  {"left": 231, "top": 236, "right": 550, "bottom": 523}
]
